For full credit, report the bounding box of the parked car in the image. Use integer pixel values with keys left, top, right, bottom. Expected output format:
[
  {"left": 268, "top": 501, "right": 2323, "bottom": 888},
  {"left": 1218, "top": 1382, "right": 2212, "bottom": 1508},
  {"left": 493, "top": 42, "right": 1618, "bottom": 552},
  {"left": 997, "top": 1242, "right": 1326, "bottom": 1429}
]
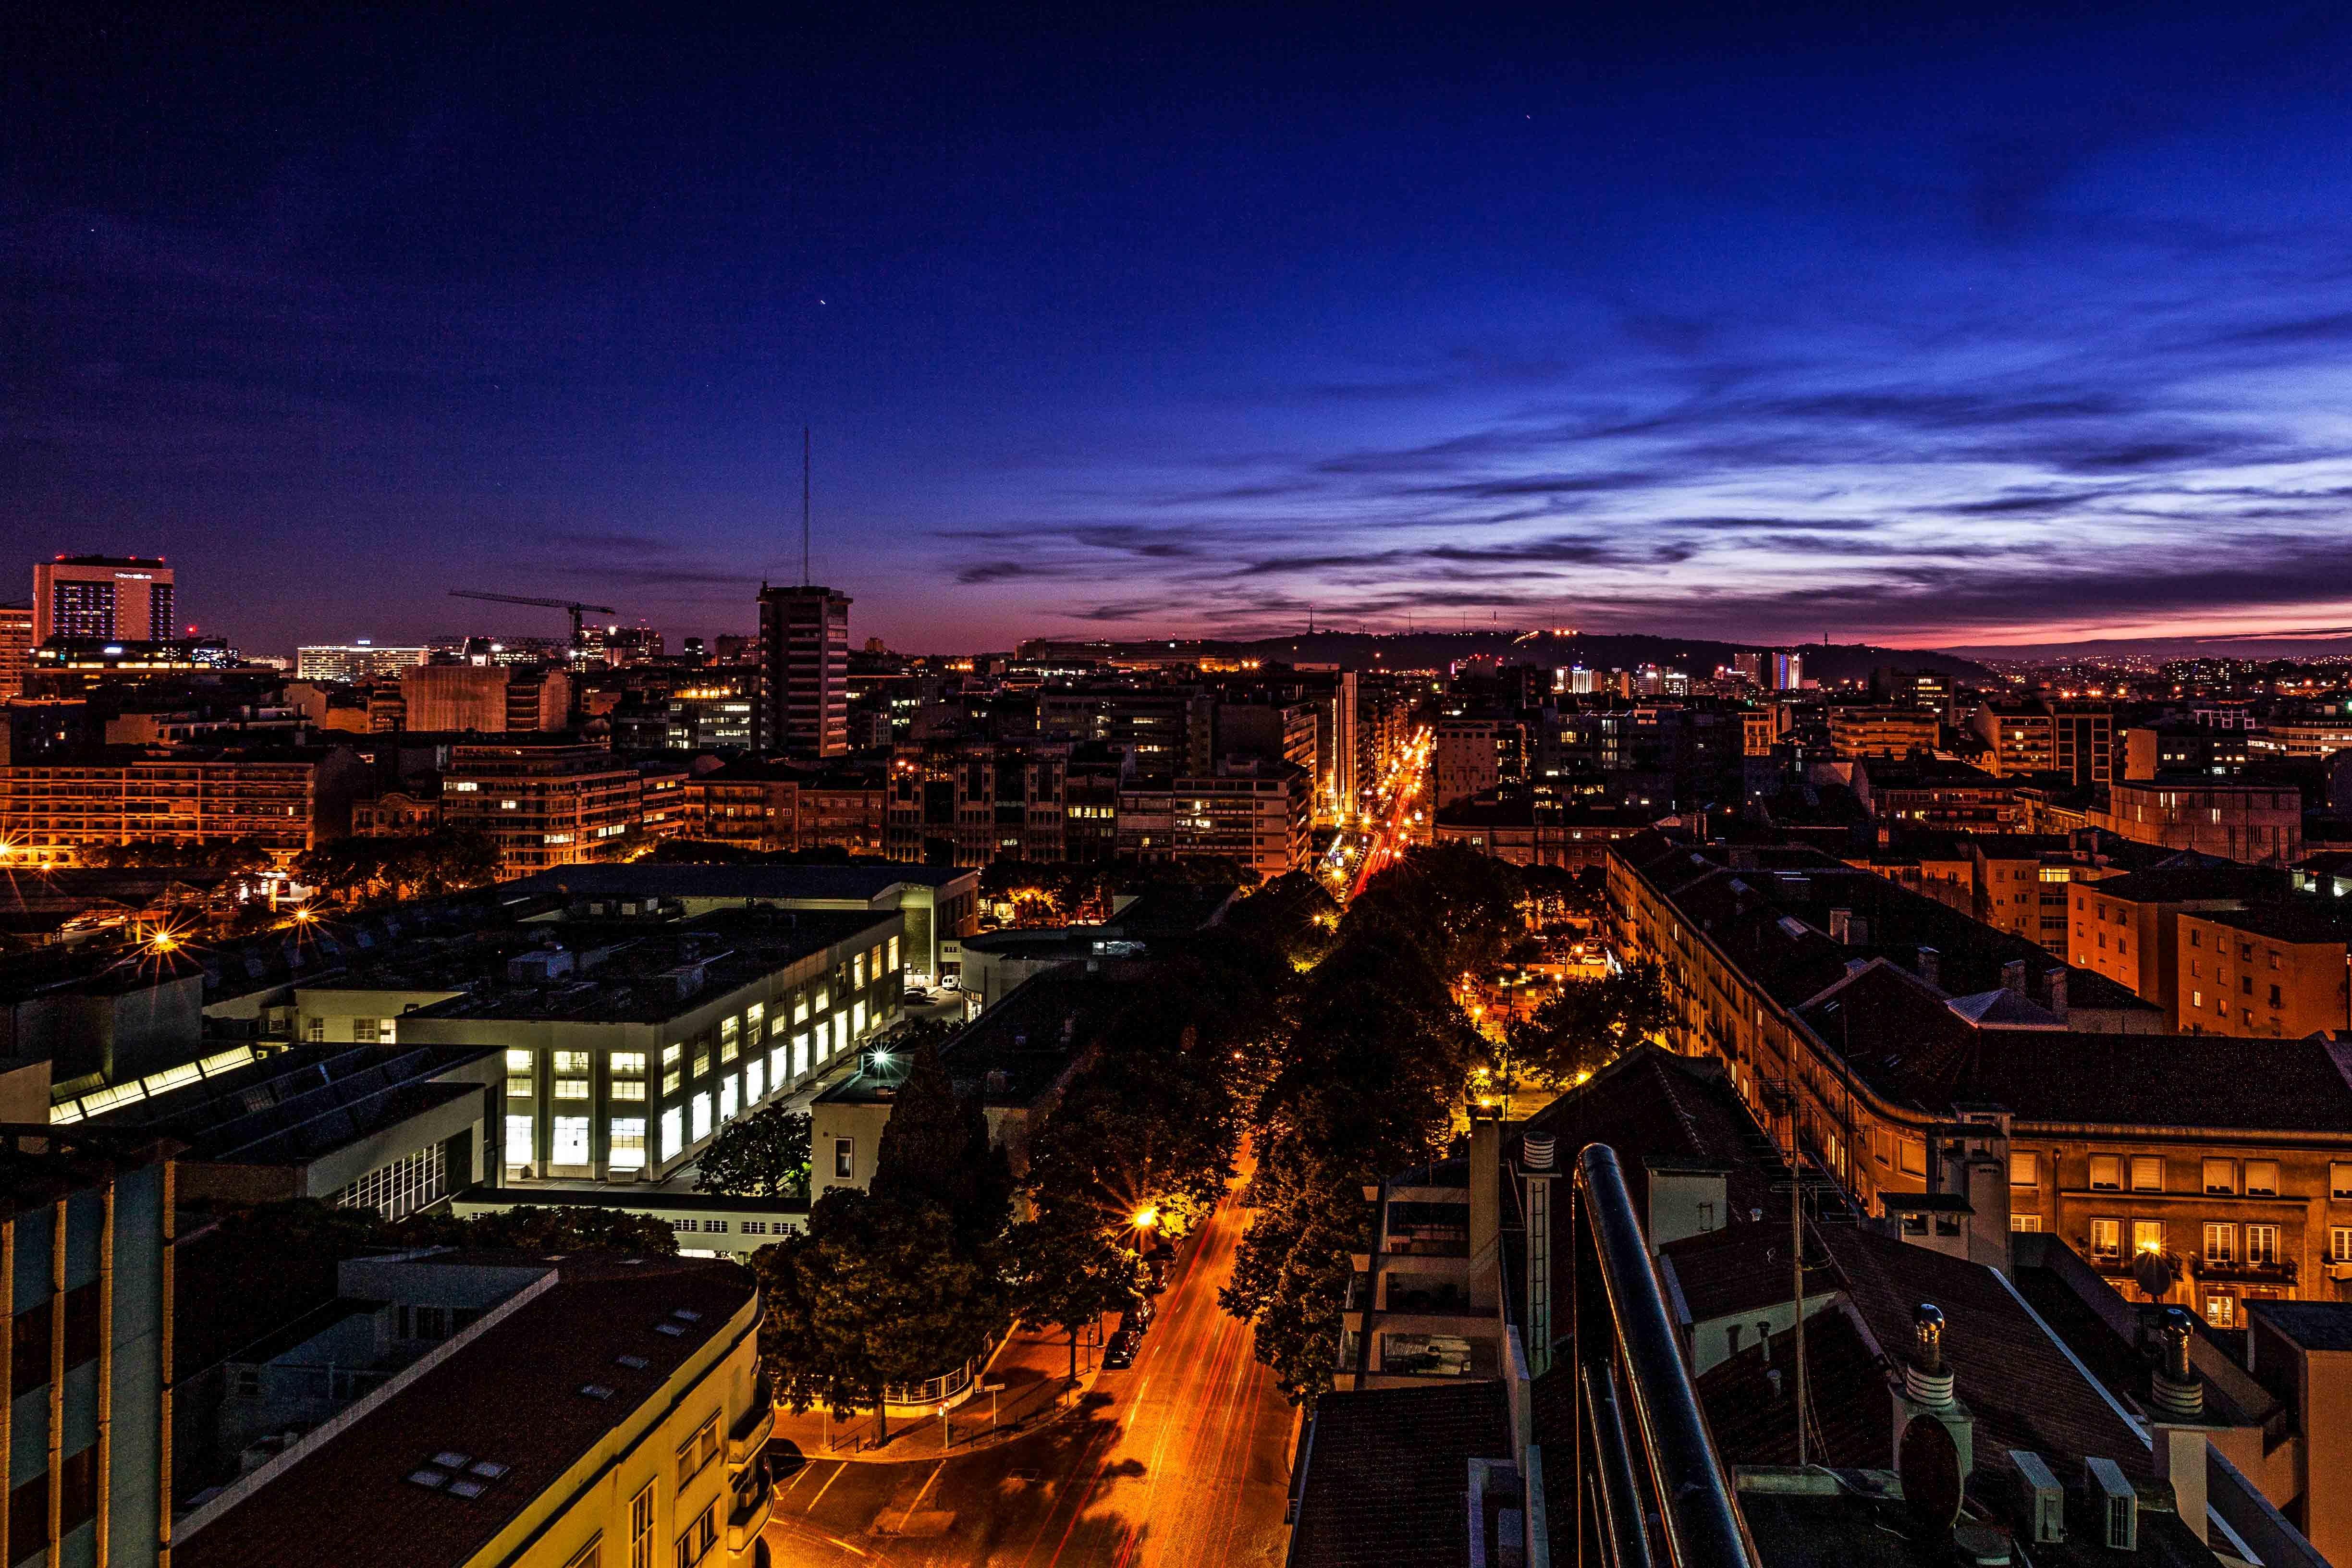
[{"left": 1102, "top": 1304, "right": 1152, "bottom": 1370}]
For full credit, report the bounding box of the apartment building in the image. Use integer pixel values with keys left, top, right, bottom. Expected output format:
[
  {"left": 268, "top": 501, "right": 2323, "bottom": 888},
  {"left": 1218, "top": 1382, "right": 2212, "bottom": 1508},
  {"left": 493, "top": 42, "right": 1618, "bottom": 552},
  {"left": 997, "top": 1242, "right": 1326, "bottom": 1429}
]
[
  {"left": 2251, "top": 720, "right": 2352, "bottom": 760},
  {"left": 317, "top": 906, "right": 903, "bottom": 1183},
  {"left": 2065, "top": 866, "right": 2290, "bottom": 1021},
  {"left": 2099, "top": 779, "right": 2303, "bottom": 866},
  {"left": 175, "top": 1251, "right": 769, "bottom": 1568},
  {"left": 1159, "top": 762, "right": 1310, "bottom": 877},
  {"left": 0, "top": 747, "right": 371, "bottom": 864},
  {"left": 0, "top": 601, "right": 32, "bottom": 699},
  {"left": 398, "top": 662, "right": 572, "bottom": 734},
  {"left": 1969, "top": 698, "right": 2114, "bottom": 784},
  {"left": 1606, "top": 832, "right": 2352, "bottom": 1323},
  {"left": 1432, "top": 718, "right": 1519, "bottom": 807},
  {"left": 1826, "top": 705, "right": 1939, "bottom": 759},
  {"left": 439, "top": 743, "right": 641, "bottom": 874},
  {"left": 2175, "top": 903, "right": 2352, "bottom": 1039},
  {"left": 1739, "top": 704, "right": 1789, "bottom": 757},
  {"left": 0, "top": 1127, "right": 175, "bottom": 1568},
  {"left": 1853, "top": 758, "right": 2019, "bottom": 829}
]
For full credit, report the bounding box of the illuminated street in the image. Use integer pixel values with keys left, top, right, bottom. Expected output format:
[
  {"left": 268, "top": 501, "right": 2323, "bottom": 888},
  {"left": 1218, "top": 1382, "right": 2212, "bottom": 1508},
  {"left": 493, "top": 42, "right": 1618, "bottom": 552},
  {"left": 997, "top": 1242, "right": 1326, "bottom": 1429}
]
[
  {"left": 1345, "top": 728, "right": 1431, "bottom": 901},
  {"left": 762, "top": 1171, "right": 1296, "bottom": 1568}
]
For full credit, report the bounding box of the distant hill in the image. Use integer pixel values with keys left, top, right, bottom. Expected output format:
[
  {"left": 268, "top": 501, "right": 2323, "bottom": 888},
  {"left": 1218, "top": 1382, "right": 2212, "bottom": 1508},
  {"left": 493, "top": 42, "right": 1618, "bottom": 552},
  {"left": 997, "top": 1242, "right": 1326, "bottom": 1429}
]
[
  {"left": 1029, "top": 629, "right": 1997, "bottom": 685},
  {"left": 1941, "top": 633, "right": 2352, "bottom": 663}
]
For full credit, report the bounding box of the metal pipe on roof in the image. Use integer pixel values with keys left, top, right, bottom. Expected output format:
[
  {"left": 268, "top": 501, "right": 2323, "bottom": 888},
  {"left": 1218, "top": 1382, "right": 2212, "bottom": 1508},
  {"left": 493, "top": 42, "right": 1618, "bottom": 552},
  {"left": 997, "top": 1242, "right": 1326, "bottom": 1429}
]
[{"left": 1576, "top": 1142, "right": 1762, "bottom": 1568}]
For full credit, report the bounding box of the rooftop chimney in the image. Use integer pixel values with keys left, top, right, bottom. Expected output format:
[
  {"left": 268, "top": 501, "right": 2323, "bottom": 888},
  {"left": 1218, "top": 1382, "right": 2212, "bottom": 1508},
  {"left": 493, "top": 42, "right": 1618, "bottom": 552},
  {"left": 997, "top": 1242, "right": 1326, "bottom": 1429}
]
[
  {"left": 2043, "top": 968, "right": 2068, "bottom": 1022},
  {"left": 1905, "top": 1303, "right": 1956, "bottom": 1409},
  {"left": 2148, "top": 1306, "right": 2204, "bottom": 1421},
  {"left": 1829, "top": 908, "right": 1852, "bottom": 943},
  {"left": 1915, "top": 946, "right": 1940, "bottom": 991},
  {"left": 2000, "top": 959, "right": 2026, "bottom": 998}
]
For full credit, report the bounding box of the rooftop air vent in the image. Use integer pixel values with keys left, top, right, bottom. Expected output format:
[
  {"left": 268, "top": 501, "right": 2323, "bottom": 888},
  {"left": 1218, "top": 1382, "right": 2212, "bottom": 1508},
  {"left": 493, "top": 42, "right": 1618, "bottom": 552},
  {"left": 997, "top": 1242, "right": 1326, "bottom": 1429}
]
[
  {"left": 2084, "top": 1457, "right": 2137, "bottom": 1551},
  {"left": 654, "top": 1322, "right": 686, "bottom": 1337},
  {"left": 671, "top": 1308, "right": 702, "bottom": 1322},
  {"left": 2008, "top": 1451, "right": 2065, "bottom": 1545},
  {"left": 615, "top": 1354, "right": 650, "bottom": 1370},
  {"left": 580, "top": 1384, "right": 615, "bottom": 1400}
]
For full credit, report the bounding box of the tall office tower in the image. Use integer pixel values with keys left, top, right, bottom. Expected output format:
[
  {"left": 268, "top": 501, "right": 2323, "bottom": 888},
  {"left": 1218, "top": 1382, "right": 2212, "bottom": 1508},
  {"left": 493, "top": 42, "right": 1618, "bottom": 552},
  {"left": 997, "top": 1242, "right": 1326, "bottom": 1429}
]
[
  {"left": 33, "top": 555, "right": 175, "bottom": 643},
  {"left": 754, "top": 584, "right": 851, "bottom": 757},
  {"left": 0, "top": 602, "right": 29, "bottom": 698}
]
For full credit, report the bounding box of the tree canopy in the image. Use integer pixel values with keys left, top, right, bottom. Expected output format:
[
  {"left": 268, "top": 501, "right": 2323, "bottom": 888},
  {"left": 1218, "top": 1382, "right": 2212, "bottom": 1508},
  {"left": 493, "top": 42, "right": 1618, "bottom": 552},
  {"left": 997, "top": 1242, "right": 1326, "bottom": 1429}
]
[
  {"left": 1501, "top": 960, "right": 1667, "bottom": 1088},
  {"left": 695, "top": 1103, "right": 811, "bottom": 1199},
  {"left": 752, "top": 1188, "right": 1000, "bottom": 1440},
  {"left": 869, "top": 1028, "right": 1013, "bottom": 1251},
  {"left": 294, "top": 830, "right": 499, "bottom": 904}
]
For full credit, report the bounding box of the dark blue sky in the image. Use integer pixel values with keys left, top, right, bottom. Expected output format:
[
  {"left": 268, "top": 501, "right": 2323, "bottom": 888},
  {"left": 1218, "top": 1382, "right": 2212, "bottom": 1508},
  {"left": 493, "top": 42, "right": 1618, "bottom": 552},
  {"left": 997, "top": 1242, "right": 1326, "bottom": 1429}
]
[{"left": 11, "top": 3, "right": 2352, "bottom": 654}]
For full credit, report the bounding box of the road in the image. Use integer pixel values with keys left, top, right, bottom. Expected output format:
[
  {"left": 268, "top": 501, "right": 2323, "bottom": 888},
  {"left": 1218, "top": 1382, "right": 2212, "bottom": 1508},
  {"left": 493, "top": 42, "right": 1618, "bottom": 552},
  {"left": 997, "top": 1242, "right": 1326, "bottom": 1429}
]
[
  {"left": 762, "top": 1176, "right": 1297, "bottom": 1568},
  {"left": 1346, "top": 728, "right": 1431, "bottom": 901}
]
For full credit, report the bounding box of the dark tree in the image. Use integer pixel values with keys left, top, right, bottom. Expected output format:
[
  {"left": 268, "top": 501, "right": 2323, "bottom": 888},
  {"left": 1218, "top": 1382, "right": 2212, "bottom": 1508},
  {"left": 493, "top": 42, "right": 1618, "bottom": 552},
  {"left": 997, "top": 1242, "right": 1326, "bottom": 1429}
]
[
  {"left": 752, "top": 1189, "right": 1001, "bottom": 1443},
  {"left": 1507, "top": 959, "right": 1667, "bottom": 1086},
  {"left": 1005, "top": 1203, "right": 1143, "bottom": 1379},
  {"left": 392, "top": 1203, "right": 680, "bottom": 1255},
  {"left": 696, "top": 1104, "right": 812, "bottom": 1199},
  {"left": 870, "top": 1030, "right": 1012, "bottom": 1250}
]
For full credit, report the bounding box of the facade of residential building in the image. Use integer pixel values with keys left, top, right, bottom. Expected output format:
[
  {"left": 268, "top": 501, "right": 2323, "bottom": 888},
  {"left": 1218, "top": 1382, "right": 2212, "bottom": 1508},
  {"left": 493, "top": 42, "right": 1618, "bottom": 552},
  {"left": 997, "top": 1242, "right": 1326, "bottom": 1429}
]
[
  {"left": 1609, "top": 831, "right": 2352, "bottom": 1330},
  {"left": 175, "top": 1251, "right": 770, "bottom": 1568},
  {"left": 1432, "top": 718, "right": 1516, "bottom": 807},
  {"left": 397, "top": 663, "right": 571, "bottom": 734},
  {"left": 2174, "top": 904, "right": 2352, "bottom": 1039},
  {"left": 1970, "top": 699, "right": 2115, "bottom": 784},
  {"left": 439, "top": 744, "right": 641, "bottom": 874},
  {"left": 2064, "top": 867, "right": 2287, "bottom": 1021},
  {"left": 294, "top": 642, "right": 427, "bottom": 682},
  {"left": 0, "top": 748, "right": 371, "bottom": 864},
  {"left": 0, "top": 1127, "right": 175, "bottom": 1568},
  {"left": 2099, "top": 778, "right": 2304, "bottom": 866},
  {"left": 1826, "top": 706, "right": 1939, "bottom": 759},
  {"left": 1160, "top": 762, "right": 1310, "bottom": 877},
  {"left": 753, "top": 584, "right": 851, "bottom": 757},
  {"left": 0, "top": 601, "right": 32, "bottom": 699},
  {"left": 33, "top": 556, "right": 175, "bottom": 645}
]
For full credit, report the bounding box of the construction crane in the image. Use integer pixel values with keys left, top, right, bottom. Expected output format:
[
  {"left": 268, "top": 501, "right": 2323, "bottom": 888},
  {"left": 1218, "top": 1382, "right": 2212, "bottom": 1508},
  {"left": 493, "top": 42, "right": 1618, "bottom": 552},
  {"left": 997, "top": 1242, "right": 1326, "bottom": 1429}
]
[{"left": 446, "top": 590, "right": 619, "bottom": 652}]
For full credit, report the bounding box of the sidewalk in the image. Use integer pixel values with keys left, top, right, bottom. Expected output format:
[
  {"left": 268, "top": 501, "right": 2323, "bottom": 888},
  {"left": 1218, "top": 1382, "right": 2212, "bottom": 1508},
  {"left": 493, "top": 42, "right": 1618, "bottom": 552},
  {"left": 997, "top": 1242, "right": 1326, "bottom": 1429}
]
[{"left": 768, "top": 1308, "right": 1122, "bottom": 1464}]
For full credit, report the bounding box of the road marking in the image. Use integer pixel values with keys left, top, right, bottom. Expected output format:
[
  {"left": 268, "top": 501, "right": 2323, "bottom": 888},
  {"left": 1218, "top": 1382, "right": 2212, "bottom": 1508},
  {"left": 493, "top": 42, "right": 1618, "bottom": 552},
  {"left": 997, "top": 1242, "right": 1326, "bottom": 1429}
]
[
  {"left": 903, "top": 1460, "right": 945, "bottom": 1521},
  {"left": 805, "top": 1460, "right": 847, "bottom": 1512},
  {"left": 826, "top": 1537, "right": 868, "bottom": 1556},
  {"left": 778, "top": 1461, "right": 815, "bottom": 1497}
]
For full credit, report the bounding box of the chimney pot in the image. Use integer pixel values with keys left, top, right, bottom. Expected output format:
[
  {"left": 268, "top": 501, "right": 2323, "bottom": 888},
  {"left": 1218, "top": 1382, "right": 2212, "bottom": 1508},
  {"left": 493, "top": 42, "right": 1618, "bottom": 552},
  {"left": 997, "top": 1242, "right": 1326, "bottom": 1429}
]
[
  {"left": 1905, "top": 1302, "right": 1957, "bottom": 1408},
  {"left": 2044, "top": 968, "right": 2068, "bottom": 1020},
  {"left": 1916, "top": 945, "right": 1940, "bottom": 991},
  {"left": 2000, "top": 958, "right": 2026, "bottom": 998}
]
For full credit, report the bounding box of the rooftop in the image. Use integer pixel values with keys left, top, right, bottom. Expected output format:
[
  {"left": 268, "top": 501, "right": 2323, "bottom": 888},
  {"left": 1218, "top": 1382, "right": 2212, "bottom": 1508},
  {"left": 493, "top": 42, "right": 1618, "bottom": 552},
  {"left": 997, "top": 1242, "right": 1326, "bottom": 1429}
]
[
  {"left": 177, "top": 1251, "right": 754, "bottom": 1568},
  {"left": 385, "top": 907, "right": 894, "bottom": 1023},
  {"left": 2246, "top": 1299, "right": 2352, "bottom": 1353},
  {"left": 1286, "top": 1381, "right": 1510, "bottom": 1568},
  {"left": 500, "top": 862, "right": 975, "bottom": 903}
]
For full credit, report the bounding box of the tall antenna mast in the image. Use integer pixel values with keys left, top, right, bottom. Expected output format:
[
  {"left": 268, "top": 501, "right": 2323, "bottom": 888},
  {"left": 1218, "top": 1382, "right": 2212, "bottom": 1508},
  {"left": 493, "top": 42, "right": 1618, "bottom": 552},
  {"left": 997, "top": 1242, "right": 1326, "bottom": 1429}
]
[{"left": 801, "top": 426, "right": 812, "bottom": 587}]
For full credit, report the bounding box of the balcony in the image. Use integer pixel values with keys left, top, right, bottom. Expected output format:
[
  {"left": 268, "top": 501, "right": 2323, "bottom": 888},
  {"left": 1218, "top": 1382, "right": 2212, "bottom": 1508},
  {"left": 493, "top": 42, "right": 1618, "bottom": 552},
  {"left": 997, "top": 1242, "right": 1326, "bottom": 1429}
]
[
  {"left": 2191, "top": 1256, "right": 2297, "bottom": 1286},
  {"left": 727, "top": 1473, "right": 774, "bottom": 1554},
  {"left": 727, "top": 1400, "right": 774, "bottom": 1472}
]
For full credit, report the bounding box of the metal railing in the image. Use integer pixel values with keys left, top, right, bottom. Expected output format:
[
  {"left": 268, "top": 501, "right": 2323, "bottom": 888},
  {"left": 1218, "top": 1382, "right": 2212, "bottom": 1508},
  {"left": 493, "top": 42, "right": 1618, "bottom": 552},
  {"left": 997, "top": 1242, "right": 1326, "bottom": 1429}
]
[{"left": 1571, "top": 1144, "right": 1761, "bottom": 1568}]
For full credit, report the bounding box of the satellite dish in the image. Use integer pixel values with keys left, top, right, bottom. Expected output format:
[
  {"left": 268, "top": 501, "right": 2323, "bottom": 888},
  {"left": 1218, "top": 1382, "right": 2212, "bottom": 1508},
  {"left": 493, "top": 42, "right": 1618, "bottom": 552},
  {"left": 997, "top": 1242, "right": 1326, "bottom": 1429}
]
[
  {"left": 2132, "top": 1249, "right": 2179, "bottom": 1302},
  {"left": 1898, "top": 1412, "right": 1964, "bottom": 1534}
]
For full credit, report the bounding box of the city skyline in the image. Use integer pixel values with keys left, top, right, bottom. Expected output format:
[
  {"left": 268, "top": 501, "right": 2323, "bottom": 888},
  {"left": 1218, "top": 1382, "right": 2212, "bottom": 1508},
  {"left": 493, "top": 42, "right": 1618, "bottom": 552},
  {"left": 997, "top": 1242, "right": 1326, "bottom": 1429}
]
[{"left": 13, "top": 5, "right": 2352, "bottom": 654}]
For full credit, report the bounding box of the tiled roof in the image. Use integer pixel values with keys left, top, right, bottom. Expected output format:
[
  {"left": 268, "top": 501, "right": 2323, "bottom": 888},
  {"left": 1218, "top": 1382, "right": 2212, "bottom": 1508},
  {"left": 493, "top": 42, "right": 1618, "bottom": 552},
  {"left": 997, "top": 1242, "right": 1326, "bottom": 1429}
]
[
  {"left": 179, "top": 1252, "right": 756, "bottom": 1568},
  {"left": 1288, "top": 1381, "right": 1510, "bottom": 1568},
  {"left": 1820, "top": 1225, "right": 2154, "bottom": 1481},
  {"left": 1693, "top": 1302, "right": 1887, "bottom": 1468},
  {"left": 1663, "top": 1219, "right": 1846, "bottom": 1326}
]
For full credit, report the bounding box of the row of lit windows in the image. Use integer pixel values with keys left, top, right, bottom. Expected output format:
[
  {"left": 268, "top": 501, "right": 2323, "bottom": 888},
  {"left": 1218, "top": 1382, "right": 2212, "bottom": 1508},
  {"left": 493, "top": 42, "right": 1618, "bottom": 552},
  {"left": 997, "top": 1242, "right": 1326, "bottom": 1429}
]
[{"left": 2010, "top": 1152, "right": 2344, "bottom": 1197}]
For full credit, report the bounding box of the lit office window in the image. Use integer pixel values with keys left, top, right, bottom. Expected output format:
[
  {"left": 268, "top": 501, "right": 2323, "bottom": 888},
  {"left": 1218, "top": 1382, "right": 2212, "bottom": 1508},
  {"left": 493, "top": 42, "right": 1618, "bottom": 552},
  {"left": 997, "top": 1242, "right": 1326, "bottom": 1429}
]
[
  {"left": 719, "top": 1076, "right": 738, "bottom": 1123},
  {"left": 852, "top": 1001, "right": 866, "bottom": 1037},
  {"left": 720, "top": 1017, "right": 740, "bottom": 1063},
  {"left": 610, "top": 1118, "right": 647, "bottom": 1171},
  {"left": 661, "top": 1107, "right": 684, "bottom": 1160},
  {"left": 888, "top": 936, "right": 899, "bottom": 972},
  {"left": 505, "top": 1114, "right": 535, "bottom": 1169},
  {"left": 553, "top": 1116, "right": 591, "bottom": 1166},
  {"left": 692, "top": 1092, "right": 712, "bottom": 1142},
  {"left": 746, "top": 1060, "right": 764, "bottom": 1102}
]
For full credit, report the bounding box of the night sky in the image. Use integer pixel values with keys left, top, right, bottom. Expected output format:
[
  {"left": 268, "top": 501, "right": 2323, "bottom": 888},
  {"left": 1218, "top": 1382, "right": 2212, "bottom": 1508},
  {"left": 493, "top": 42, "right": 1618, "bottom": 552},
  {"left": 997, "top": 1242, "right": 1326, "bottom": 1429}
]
[{"left": 12, "top": 4, "right": 2352, "bottom": 655}]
